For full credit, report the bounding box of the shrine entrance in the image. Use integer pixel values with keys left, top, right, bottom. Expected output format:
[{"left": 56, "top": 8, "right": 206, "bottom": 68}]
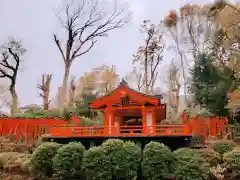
[
  {"left": 115, "top": 108, "right": 143, "bottom": 134},
  {"left": 90, "top": 79, "right": 167, "bottom": 136}
]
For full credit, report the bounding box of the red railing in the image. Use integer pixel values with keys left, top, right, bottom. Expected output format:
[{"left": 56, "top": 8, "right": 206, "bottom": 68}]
[
  {"left": 51, "top": 124, "right": 191, "bottom": 137},
  {"left": 0, "top": 117, "right": 68, "bottom": 144},
  {"left": 0, "top": 115, "right": 231, "bottom": 145}
]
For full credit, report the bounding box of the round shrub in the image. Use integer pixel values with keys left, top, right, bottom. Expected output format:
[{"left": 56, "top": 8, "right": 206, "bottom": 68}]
[
  {"left": 173, "top": 148, "right": 209, "bottom": 180},
  {"left": 223, "top": 150, "right": 240, "bottom": 171},
  {"left": 121, "top": 141, "right": 142, "bottom": 179},
  {"left": 210, "top": 140, "right": 236, "bottom": 155},
  {"left": 82, "top": 146, "right": 111, "bottom": 180},
  {"left": 31, "top": 142, "right": 62, "bottom": 177},
  {"left": 142, "top": 141, "right": 175, "bottom": 180},
  {"left": 198, "top": 148, "right": 221, "bottom": 167},
  {"left": 101, "top": 139, "right": 141, "bottom": 179},
  {"left": 52, "top": 142, "right": 85, "bottom": 180}
]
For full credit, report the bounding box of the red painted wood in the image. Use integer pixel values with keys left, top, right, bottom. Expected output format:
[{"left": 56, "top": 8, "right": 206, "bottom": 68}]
[{"left": 0, "top": 117, "right": 68, "bottom": 144}]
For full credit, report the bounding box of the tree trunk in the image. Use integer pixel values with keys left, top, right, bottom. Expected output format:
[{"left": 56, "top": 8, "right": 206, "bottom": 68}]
[
  {"left": 10, "top": 87, "right": 18, "bottom": 116},
  {"left": 145, "top": 60, "right": 148, "bottom": 94},
  {"left": 43, "top": 93, "right": 49, "bottom": 110},
  {"left": 62, "top": 63, "right": 71, "bottom": 107}
]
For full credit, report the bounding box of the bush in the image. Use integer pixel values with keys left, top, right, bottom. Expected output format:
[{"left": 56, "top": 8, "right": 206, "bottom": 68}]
[
  {"left": 31, "top": 142, "right": 62, "bottom": 177},
  {"left": 142, "top": 141, "right": 175, "bottom": 180},
  {"left": 82, "top": 146, "right": 111, "bottom": 180},
  {"left": 223, "top": 150, "right": 240, "bottom": 171},
  {"left": 101, "top": 139, "right": 141, "bottom": 179},
  {"left": 52, "top": 142, "right": 85, "bottom": 180},
  {"left": 173, "top": 148, "right": 209, "bottom": 180},
  {"left": 210, "top": 140, "right": 236, "bottom": 155},
  {"left": 198, "top": 148, "right": 221, "bottom": 167}
]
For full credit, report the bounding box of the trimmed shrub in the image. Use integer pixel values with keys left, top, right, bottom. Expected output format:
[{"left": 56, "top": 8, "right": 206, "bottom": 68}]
[
  {"left": 210, "top": 140, "right": 236, "bottom": 155},
  {"left": 82, "top": 146, "right": 111, "bottom": 180},
  {"left": 173, "top": 148, "right": 209, "bottom": 180},
  {"left": 142, "top": 141, "right": 175, "bottom": 180},
  {"left": 31, "top": 142, "right": 62, "bottom": 177},
  {"left": 101, "top": 139, "right": 141, "bottom": 179},
  {"left": 52, "top": 142, "right": 85, "bottom": 180},
  {"left": 121, "top": 141, "right": 142, "bottom": 179},
  {"left": 198, "top": 148, "right": 221, "bottom": 167},
  {"left": 223, "top": 150, "right": 240, "bottom": 171}
]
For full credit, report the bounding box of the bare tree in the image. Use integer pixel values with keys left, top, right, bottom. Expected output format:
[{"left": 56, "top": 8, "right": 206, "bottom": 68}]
[
  {"left": 54, "top": 0, "right": 129, "bottom": 106},
  {"left": 0, "top": 38, "right": 26, "bottom": 115},
  {"left": 125, "top": 67, "right": 144, "bottom": 91},
  {"left": 133, "top": 20, "right": 164, "bottom": 94},
  {"left": 37, "top": 74, "right": 53, "bottom": 110}
]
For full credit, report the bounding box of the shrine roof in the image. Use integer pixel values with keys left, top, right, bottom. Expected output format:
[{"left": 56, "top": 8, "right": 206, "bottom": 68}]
[{"left": 90, "top": 79, "right": 163, "bottom": 108}]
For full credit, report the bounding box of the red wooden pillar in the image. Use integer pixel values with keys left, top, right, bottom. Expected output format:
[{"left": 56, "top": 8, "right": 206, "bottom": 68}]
[
  {"left": 104, "top": 107, "right": 110, "bottom": 136},
  {"left": 141, "top": 106, "right": 147, "bottom": 135},
  {"left": 152, "top": 109, "right": 156, "bottom": 135}
]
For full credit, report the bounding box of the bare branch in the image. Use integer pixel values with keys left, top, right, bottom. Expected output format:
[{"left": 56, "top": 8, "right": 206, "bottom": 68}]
[
  {"left": 54, "top": 0, "right": 129, "bottom": 106},
  {"left": 54, "top": 35, "right": 66, "bottom": 63},
  {"left": 37, "top": 74, "right": 52, "bottom": 110}
]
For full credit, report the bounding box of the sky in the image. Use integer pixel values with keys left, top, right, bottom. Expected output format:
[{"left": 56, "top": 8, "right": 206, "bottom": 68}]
[{"left": 0, "top": 0, "right": 226, "bottom": 107}]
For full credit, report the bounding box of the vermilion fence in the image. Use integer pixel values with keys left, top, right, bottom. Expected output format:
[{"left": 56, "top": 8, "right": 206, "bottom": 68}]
[
  {"left": 0, "top": 115, "right": 232, "bottom": 145},
  {"left": 0, "top": 117, "right": 69, "bottom": 144}
]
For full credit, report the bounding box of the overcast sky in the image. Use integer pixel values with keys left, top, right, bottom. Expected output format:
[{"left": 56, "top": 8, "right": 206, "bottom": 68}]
[{"left": 0, "top": 0, "right": 229, "bottom": 107}]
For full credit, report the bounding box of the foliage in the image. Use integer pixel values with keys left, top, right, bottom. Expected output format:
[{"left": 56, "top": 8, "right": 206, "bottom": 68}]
[
  {"left": 210, "top": 140, "right": 236, "bottom": 155},
  {"left": 101, "top": 139, "right": 141, "bottom": 180},
  {"left": 191, "top": 53, "right": 237, "bottom": 115},
  {"left": 223, "top": 149, "right": 240, "bottom": 171},
  {"left": 31, "top": 142, "right": 62, "bottom": 177},
  {"left": 198, "top": 148, "right": 221, "bottom": 167},
  {"left": 52, "top": 142, "right": 85, "bottom": 180},
  {"left": 173, "top": 148, "right": 209, "bottom": 180},
  {"left": 142, "top": 141, "right": 175, "bottom": 180},
  {"left": 82, "top": 146, "right": 112, "bottom": 180}
]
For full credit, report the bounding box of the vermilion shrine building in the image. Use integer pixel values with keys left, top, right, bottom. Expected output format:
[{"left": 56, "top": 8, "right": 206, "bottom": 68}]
[
  {"left": 90, "top": 79, "right": 167, "bottom": 136},
  {"left": 48, "top": 79, "right": 192, "bottom": 149}
]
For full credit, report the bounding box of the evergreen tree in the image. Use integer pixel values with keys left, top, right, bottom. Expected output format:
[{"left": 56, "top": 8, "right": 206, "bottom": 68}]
[{"left": 191, "top": 53, "right": 237, "bottom": 116}]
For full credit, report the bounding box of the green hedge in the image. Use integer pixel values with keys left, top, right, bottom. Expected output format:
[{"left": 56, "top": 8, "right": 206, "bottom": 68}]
[
  {"left": 31, "top": 140, "right": 217, "bottom": 179},
  {"left": 82, "top": 146, "right": 112, "bottom": 180},
  {"left": 210, "top": 140, "right": 236, "bottom": 155},
  {"left": 173, "top": 148, "right": 209, "bottom": 180},
  {"left": 101, "top": 139, "right": 141, "bottom": 179},
  {"left": 52, "top": 142, "right": 85, "bottom": 180},
  {"left": 31, "top": 142, "right": 62, "bottom": 177},
  {"left": 142, "top": 141, "right": 175, "bottom": 180},
  {"left": 223, "top": 149, "right": 240, "bottom": 171}
]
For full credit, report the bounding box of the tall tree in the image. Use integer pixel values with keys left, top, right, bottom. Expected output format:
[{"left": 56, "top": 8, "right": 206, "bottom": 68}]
[
  {"left": 0, "top": 38, "right": 26, "bottom": 115},
  {"left": 37, "top": 74, "right": 52, "bottom": 110},
  {"left": 54, "top": 0, "right": 129, "bottom": 107},
  {"left": 191, "top": 53, "right": 238, "bottom": 115},
  {"left": 167, "top": 61, "right": 181, "bottom": 117},
  {"left": 133, "top": 20, "right": 164, "bottom": 94},
  {"left": 209, "top": 1, "right": 240, "bottom": 79},
  {"left": 81, "top": 65, "right": 118, "bottom": 96},
  {"left": 125, "top": 67, "right": 144, "bottom": 91},
  {"left": 68, "top": 76, "right": 76, "bottom": 107},
  {"left": 163, "top": 4, "right": 215, "bottom": 106}
]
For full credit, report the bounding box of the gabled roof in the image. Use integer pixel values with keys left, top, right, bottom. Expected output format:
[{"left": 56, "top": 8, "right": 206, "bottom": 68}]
[{"left": 90, "top": 79, "right": 162, "bottom": 108}]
